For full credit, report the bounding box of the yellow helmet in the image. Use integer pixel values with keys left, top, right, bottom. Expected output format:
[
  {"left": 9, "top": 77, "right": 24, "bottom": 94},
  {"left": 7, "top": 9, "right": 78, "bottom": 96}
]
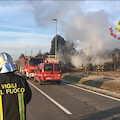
[{"left": 0, "top": 52, "right": 16, "bottom": 73}]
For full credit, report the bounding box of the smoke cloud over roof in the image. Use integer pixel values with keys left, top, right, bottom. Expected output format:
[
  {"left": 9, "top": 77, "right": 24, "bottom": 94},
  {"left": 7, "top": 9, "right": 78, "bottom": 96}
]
[{"left": 30, "top": 1, "right": 120, "bottom": 67}]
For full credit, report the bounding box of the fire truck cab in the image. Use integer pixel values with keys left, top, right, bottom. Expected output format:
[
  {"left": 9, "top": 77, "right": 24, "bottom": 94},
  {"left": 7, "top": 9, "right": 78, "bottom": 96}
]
[
  {"left": 34, "top": 62, "right": 61, "bottom": 85},
  {"left": 19, "top": 57, "right": 44, "bottom": 78}
]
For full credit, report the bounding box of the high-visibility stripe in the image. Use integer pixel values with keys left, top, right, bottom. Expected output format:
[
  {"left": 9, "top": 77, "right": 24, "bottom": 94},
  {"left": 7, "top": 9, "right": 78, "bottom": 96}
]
[
  {"left": 0, "top": 95, "right": 3, "bottom": 120},
  {"left": 18, "top": 93, "right": 25, "bottom": 120},
  {"left": 0, "top": 61, "right": 4, "bottom": 65}
]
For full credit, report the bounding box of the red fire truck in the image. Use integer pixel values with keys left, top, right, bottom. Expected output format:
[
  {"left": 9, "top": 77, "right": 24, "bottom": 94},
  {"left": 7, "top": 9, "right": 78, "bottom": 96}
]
[
  {"left": 19, "top": 57, "right": 44, "bottom": 78},
  {"left": 34, "top": 62, "right": 61, "bottom": 85}
]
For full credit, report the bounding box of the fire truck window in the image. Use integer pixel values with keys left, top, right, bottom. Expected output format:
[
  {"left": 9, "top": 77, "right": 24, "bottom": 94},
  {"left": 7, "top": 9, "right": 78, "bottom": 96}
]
[
  {"left": 55, "top": 64, "right": 60, "bottom": 71},
  {"left": 44, "top": 64, "right": 53, "bottom": 71},
  {"left": 38, "top": 67, "right": 41, "bottom": 71},
  {"left": 29, "top": 59, "right": 43, "bottom": 65},
  {"left": 40, "top": 65, "right": 43, "bottom": 71}
]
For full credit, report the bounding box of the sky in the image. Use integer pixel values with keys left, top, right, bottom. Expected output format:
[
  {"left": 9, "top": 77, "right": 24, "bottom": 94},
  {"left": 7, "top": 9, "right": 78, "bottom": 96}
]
[{"left": 0, "top": 0, "right": 120, "bottom": 61}]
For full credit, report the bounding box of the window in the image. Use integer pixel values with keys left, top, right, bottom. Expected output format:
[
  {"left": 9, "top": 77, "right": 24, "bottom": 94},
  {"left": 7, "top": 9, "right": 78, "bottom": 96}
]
[
  {"left": 29, "top": 59, "right": 44, "bottom": 65},
  {"left": 39, "top": 65, "right": 43, "bottom": 71},
  {"left": 44, "top": 64, "right": 53, "bottom": 71},
  {"left": 55, "top": 64, "right": 60, "bottom": 71}
]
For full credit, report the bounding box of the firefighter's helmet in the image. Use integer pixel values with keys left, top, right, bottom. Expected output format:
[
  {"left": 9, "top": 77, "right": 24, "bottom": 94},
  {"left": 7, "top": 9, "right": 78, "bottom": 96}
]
[{"left": 0, "top": 52, "right": 16, "bottom": 73}]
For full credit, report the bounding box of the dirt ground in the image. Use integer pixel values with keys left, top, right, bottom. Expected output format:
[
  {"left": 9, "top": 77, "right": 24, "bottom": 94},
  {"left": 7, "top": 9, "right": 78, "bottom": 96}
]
[{"left": 62, "top": 71, "right": 120, "bottom": 93}]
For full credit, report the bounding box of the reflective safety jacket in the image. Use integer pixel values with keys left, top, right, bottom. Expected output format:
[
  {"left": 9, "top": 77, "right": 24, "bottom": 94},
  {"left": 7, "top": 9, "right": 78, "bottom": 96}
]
[{"left": 0, "top": 72, "right": 32, "bottom": 120}]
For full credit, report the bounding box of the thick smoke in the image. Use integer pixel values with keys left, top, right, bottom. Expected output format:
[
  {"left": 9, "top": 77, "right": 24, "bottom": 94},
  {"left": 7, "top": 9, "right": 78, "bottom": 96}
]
[{"left": 29, "top": 1, "right": 120, "bottom": 68}]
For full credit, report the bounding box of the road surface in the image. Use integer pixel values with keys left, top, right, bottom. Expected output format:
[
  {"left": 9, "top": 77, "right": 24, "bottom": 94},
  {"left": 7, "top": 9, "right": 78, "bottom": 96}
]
[{"left": 26, "top": 79, "right": 120, "bottom": 120}]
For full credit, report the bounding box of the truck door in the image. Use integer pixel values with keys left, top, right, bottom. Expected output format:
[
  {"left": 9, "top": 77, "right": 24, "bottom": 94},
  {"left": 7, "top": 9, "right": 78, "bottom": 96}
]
[
  {"left": 35, "top": 67, "right": 40, "bottom": 81},
  {"left": 44, "top": 64, "right": 53, "bottom": 80},
  {"left": 53, "top": 64, "right": 61, "bottom": 80}
]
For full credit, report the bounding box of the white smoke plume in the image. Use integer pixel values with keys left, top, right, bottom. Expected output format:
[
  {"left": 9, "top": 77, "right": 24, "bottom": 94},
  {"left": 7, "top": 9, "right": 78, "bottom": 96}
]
[{"left": 29, "top": 1, "right": 120, "bottom": 67}]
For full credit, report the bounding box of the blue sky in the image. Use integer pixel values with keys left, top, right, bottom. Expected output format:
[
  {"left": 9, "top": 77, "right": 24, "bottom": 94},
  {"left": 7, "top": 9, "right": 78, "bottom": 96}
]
[
  {"left": 0, "top": 1, "right": 120, "bottom": 60},
  {"left": 0, "top": 1, "right": 55, "bottom": 60}
]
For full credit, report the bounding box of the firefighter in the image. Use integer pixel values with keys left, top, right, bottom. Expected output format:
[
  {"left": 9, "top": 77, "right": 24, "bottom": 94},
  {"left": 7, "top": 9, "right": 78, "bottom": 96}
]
[
  {"left": 97, "top": 64, "right": 100, "bottom": 71},
  {"left": 0, "top": 52, "right": 32, "bottom": 120},
  {"left": 101, "top": 64, "right": 104, "bottom": 71},
  {"left": 81, "top": 64, "right": 84, "bottom": 71}
]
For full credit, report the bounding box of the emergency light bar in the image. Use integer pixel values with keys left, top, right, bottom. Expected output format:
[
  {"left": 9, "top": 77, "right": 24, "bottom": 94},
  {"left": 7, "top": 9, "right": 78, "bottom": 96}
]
[{"left": 45, "top": 58, "right": 59, "bottom": 63}]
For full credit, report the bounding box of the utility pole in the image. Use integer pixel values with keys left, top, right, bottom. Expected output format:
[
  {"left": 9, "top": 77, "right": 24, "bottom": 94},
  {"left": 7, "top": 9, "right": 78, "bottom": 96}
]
[
  {"left": 53, "top": 19, "right": 57, "bottom": 58},
  {"left": 31, "top": 50, "right": 33, "bottom": 57}
]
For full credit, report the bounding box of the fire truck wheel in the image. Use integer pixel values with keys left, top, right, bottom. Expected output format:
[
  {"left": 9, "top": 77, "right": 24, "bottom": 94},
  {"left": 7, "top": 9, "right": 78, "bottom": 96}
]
[
  {"left": 57, "top": 80, "right": 61, "bottom": 85},
  {"left": 34, "top": 77, "right": 37, "bottom": 82},
  {"left": 39, "top": 79, "right": 43, "bottom": 85}
]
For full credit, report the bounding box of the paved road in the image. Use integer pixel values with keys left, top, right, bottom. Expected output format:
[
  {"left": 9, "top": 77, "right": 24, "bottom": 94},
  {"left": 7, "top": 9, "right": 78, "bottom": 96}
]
[{"left": 26, "top": 79, "right": 120, "bottom": 120}]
